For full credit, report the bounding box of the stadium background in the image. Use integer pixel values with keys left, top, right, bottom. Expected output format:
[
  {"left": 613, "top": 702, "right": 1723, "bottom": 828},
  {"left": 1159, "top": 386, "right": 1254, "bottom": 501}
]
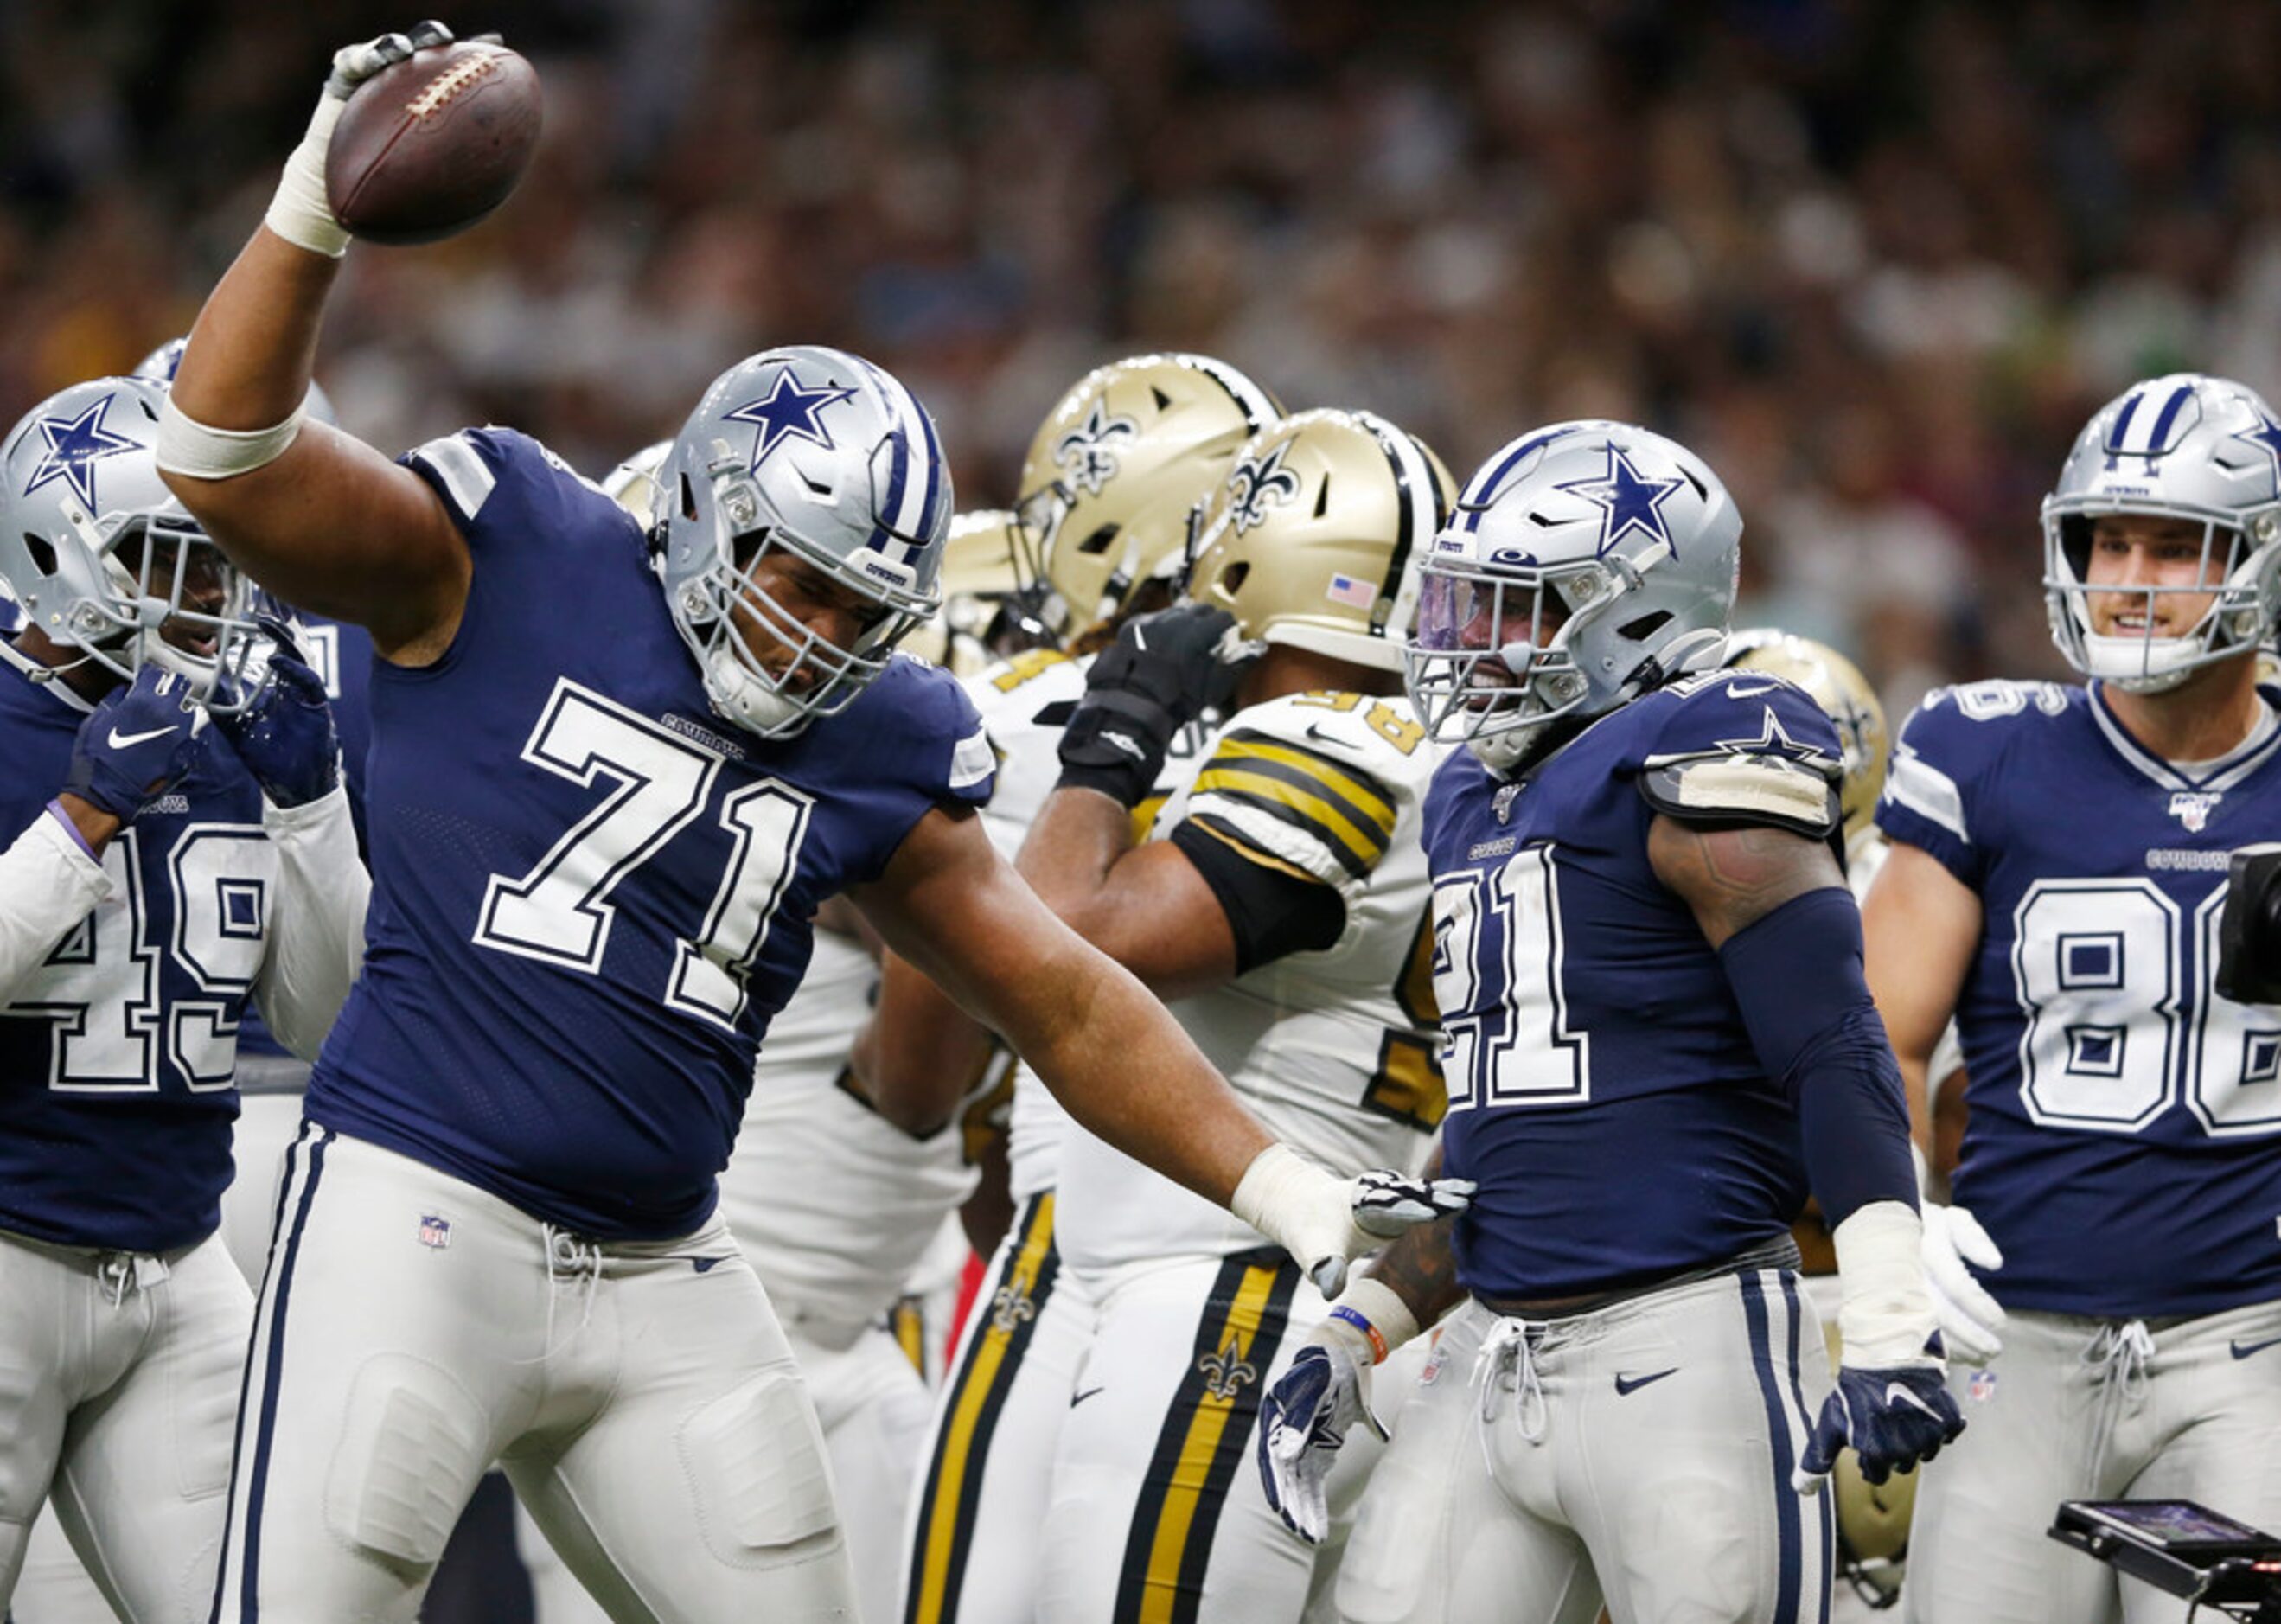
[{"left": 1, "top": 0, "right": 2272, "bottom": 1614}]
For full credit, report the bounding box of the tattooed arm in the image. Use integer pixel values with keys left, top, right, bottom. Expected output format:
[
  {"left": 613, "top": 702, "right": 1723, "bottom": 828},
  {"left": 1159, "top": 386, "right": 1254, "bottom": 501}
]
[
  {"left": 1645, "top": 815, "right": 1847, "bottom": 947},
  {"left": 1349, "top": 1140, "right": 1468, "bottom": 1327}
]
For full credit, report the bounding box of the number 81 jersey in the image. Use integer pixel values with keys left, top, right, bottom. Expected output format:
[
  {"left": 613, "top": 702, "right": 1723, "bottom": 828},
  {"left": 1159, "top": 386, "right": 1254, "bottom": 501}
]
[{"left": 1877, "top": 678, "right": 2281, "bottom": 1318}]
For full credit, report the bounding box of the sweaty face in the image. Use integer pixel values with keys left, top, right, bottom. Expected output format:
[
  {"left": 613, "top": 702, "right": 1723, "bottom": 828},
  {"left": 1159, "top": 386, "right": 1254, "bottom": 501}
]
[
  {"left": 727, "top": 542, "right": 886, "bottom": 692},
  {"left": 2083, "top": 514, "right": 2227, "bottom": 640}
]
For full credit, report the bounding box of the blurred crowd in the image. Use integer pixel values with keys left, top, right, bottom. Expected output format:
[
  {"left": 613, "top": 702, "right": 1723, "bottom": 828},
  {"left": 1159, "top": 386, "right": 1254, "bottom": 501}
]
[{"left": 5, "top": 0, "right": 2279, "bottom": 719}]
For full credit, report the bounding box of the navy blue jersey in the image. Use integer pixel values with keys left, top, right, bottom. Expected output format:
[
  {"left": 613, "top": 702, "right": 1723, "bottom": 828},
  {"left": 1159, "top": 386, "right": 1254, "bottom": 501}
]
[
  {"left": 1427, "top": 671, "right": 1845, "bottom": 1301},
  {"left": 1878, "top": 678, "right": 2281, "bottom": 1317},
  {"left": 305, "top": 429, "right": 993, "bottom": 1240},
  {"left": 235, "top": 610, "right": 372, "bottom": 1063},
  {"left": 0, "top": 644, "right": 265, "bottom": 1252}
]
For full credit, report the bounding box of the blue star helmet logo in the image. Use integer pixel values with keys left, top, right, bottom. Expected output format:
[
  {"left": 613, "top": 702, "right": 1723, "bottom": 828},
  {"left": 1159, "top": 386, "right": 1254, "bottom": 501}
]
[
  {"left": 724, "top": 370, "right": 860, "bottom": 471},
  {"left": 23, "top": 393, "right": 141, "bottom": 512},
  {"left": 2231, "top": 404, "right": 2281, "bottom": 491},
  {"left": 1554, "top": 440, "right": 1686, "bottom": 559}
]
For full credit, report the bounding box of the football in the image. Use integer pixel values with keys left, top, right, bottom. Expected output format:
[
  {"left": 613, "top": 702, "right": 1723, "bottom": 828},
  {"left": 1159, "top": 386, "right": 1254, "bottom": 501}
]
[{"left": 324, "top": 39, "right": 542, "bottom": 246}]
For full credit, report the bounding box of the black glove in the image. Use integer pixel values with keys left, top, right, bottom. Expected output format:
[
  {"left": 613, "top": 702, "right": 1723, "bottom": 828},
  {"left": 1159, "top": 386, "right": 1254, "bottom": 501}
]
[
  {"left": 210, "top": 616, "right": 342, "bottom": 809},
  {"left": 65, "top": 666, "right": 206, "bottom": 823},
  {"left": 1057, "top": 604, "right": 1256, "bottom": 806},
  {"left": 2219, "top": 843, "right": 2281, "bottom": 1003}
]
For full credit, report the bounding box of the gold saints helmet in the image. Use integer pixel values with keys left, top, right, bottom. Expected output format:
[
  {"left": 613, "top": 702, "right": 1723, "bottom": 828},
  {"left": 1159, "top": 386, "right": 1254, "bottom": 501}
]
[
  {"left": 1185, "top": 408, "right": 1455, "bottom": 672},
  {"left": 1015, "top": 353, "right": 1281, "bottom": 645},
  {"left": 906, "top": 509, "right": 1051, "bottom": 676},
  {"left": 1725, "top": 629, "right": 1888, "bottom": 858},
  {"left": 604, "top": 440, "right": 673, "bottom": 527}
]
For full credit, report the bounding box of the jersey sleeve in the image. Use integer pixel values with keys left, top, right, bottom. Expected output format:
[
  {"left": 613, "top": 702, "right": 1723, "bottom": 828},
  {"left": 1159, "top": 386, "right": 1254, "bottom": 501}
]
[
  {"left": 1874, "top": 685, "right": 2009, "bottom": 888},
  {"left": 401, "top": 427, "right": 633, "bottom": 555},
  {"left": 1628, "top": 673, "right": 1844, "bottom": 841},
  {"left": 1175, "top": 694, "right": 1423, "bottom": 909}
]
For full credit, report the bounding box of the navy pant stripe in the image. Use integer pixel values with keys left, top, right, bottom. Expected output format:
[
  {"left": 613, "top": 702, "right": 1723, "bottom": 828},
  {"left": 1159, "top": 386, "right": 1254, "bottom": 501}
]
[
  {"left": 236, "top": 1123, "right": 332, "bottom": 1621},
  {"left": 1741, "top": 1270, "right": 1803, "bottom": 1624},
  {"left": 1779, "top": 1272, "right": 1832, "bottom": 1624}
]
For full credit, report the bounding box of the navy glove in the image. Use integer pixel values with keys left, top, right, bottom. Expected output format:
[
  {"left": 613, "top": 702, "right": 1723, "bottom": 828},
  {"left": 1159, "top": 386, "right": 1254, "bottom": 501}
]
[
  {"left": 1797, "top": 1363, "right": 1965, "bottom": 1490},
  {"left": 65, "top": 666, "right": 205, "bottom": 822},
  {"left": 1057, "top": 604, "right": 1257, "bottom": 806},
  {"left": 1256, "top": 1320, "right": 1385, "bottom": 1544},
  {"left": 211, "top": 617, "right": 341, "bottom": 809}
]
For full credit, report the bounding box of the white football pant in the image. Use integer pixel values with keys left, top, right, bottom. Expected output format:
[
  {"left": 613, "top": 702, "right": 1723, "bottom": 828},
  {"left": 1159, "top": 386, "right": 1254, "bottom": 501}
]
[
  {"left": 1903, "top": 1298, "right": 2281, "bottom": 1624},
  {"left": 902, "top": 1192, "right": 1093, "bottom": 1623},
  {"left": 0, "top": 1228, "right": 249, "bottom": 1623},
  {"left": 1340, "top": 1270, "right": 1836, "bottom": 1624},
  {"left": 212, "top": 1124, "right": 854, "bottom": 1621}
]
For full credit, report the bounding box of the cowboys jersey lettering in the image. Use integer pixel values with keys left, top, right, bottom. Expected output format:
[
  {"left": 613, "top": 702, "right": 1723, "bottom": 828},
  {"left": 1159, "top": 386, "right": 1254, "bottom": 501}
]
[
  {"left": 306, "top": 428, "right": 994, "bottom": 1241},
  {"left": 1428, "top": 670, "right": 1845, "bottom": 1301},
  {"left": 1876, "top": 678, "right": 2281, "bottom": 1317},
  {"left": 963, "top": 645, "right": 1214, "bottom": 1204},
  {"left": 724, "top": 925, "right": 994, "bottom": 1333},
  {"left": 1054, "top": 689, "right": 1444, "bottom": 1275},
  {"left": 0, "top": 642, "right": 265, "bottom": 1251}
]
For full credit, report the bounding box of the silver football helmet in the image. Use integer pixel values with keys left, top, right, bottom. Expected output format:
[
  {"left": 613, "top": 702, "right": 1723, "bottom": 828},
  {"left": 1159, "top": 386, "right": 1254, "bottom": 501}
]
[
  {"left": 0, "top": 375, "right": 259, "bottom": 701},
  {"left": 604, "top": 439, "right": 671, "bottom": 527},
  {"left": 2042, "top": 373, "right": 2281, "bottom": 693},
  {"left": 1405, "top": 421, "right": 1740, "bottom": 773},
  {"left": 658, "top": 346, "right": 953, "bottom": 738},
  {"left": 132, "top": 336, "right": 339, "bottom": 427}
]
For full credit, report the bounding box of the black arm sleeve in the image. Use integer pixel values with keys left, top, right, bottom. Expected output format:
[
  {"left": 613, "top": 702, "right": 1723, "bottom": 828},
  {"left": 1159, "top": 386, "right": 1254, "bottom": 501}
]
[{"left": 1168, "top": 819, "right": 1347, "bottom": 975}]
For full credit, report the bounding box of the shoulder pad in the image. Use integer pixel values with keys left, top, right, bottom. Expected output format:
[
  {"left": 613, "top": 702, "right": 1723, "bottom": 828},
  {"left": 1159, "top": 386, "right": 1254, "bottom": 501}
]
[{"left": 1634, "top": 675, "right": 1843, "bottom": 839}]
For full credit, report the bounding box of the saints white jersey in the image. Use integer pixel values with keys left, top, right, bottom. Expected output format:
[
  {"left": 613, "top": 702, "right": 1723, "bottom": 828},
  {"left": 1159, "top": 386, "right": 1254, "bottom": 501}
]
[
  {"left": 720, "top": 928, "right": 990, "bottom": 1337},
  {"left": 1055, "top": 689, "right": 1445, "bottom": 1276},
  {"left": 963, "top": 648, "right": 1217, "bottom": 1202}
]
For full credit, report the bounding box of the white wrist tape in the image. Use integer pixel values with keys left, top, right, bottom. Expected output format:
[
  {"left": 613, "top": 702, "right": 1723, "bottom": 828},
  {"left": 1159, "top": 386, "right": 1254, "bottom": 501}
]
[
  {"left": 1329, "top": 1276, "right": 1422, "bottom": 1364},
  {"left": 265, "top": 93, "right": 351, "bottom": 258},
  {"left": 1232, "top": 1142, "right": 1359, "bottom": 1270},
  {"left": 157, "top": 394, "right": 307, "bottom": 481},
  {"left": 1831, "top": 1198, "right": 1940, "bottom": 1367}
]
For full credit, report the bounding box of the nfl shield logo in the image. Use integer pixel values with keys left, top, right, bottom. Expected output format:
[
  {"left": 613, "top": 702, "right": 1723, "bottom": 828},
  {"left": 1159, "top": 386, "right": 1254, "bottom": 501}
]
[
  {"left": 1968, "top": 1368, "right": 1997, "bottom": 1403},
  {"left": 418, "top": 1214, "right": 452, "bottom": 1250},
  {"left": 2169, "top": 790, "right": 2221, "bottom": 832}
]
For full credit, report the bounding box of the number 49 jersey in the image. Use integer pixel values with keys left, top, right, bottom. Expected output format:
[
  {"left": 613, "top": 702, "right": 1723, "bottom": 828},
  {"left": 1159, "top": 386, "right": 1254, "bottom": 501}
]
[
  {"left": 0, "top": 645, "right": 266, "bottom": 1252},
  {"left": 1424, "top": 672, "right": 1847, "bottom": 1303},
  {"left": 307, "top": 429, "right": 993, "bottom": 1243},
  {"left": 1877, "top": 679, "right": 2281, "bottom": 1318}
]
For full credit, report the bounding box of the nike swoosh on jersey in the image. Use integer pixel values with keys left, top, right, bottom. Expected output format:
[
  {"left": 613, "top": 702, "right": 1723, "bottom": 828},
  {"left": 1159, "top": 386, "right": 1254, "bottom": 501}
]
[
  {"left": 1070, "top": 1384, "right": 1106, "bottom": 1407},
  {"left": 1613, "top": 1367, "right": 1678, "bottom": 1395},
  {"left": 106, "top": 723, "right": 179, "bottom": 749},
  {"left": 1722, "top": 680, "right": 1782, "bottom": 698},
  {"left": 1303, "top": 723, "right": 1348, "bottom": 748},
  {"left": 2229, "top": 1334, "right": 2281, "bottom": 1360}
]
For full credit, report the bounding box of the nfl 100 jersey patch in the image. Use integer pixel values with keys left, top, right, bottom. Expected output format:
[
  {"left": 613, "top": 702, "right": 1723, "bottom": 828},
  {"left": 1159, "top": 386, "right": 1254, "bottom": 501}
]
[
  {"left": 1877, "top": 678, "right": 2281, "bottom": 1317},
  {"left": 1420, "top": 673, "right": 1839, "bottom": 1301}
]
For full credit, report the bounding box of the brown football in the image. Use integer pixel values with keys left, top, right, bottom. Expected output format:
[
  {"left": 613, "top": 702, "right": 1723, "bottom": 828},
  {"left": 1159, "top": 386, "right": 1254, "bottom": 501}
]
[{"left": 324, "top": 40, "right": 542, "bottom": 246}]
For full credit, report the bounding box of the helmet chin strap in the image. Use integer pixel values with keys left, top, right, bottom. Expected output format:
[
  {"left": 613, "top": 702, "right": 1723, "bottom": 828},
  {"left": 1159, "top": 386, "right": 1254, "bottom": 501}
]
[
  {"left": 702, "top": 643, "right": 812, "bottom": 738},
  {"left": 2082, "top": 631, "right": 2200, "bottom": 694}
]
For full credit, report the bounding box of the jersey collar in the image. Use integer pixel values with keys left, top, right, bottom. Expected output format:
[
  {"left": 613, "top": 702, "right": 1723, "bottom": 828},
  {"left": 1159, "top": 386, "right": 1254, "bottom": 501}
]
[{"left": 2086, "top": 679, "right": 2281, "bottom": 793}]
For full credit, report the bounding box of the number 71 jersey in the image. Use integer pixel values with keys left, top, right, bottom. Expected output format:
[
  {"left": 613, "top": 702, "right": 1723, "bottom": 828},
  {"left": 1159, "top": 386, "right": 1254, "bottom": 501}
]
[
  {"left": 1877, "top": 678, "right": 2281, "bottom": 1318},
  {"left": 306, "top": 430, "right": 993, "bottom": 1243}
]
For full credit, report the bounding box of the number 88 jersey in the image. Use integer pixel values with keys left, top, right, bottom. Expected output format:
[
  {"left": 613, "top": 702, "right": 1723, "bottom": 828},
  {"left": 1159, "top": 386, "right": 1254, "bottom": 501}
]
[{"left": 1877, "top": 677, "right": 2281, "bottom": 1318}]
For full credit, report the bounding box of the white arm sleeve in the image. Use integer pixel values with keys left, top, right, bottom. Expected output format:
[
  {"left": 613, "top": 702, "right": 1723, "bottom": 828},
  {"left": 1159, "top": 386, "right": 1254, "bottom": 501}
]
[
  {"left": 0, "top": 809, "right": 114, "bottom": 1001},
  {"left": 252, "top": 783, "right": 369, "bottom": 1060}
]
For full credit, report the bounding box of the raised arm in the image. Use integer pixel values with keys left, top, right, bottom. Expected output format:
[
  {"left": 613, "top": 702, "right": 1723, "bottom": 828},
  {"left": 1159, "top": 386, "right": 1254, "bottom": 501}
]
[{"left": 158, "top": 30, "right": 469, "bottom": 662}]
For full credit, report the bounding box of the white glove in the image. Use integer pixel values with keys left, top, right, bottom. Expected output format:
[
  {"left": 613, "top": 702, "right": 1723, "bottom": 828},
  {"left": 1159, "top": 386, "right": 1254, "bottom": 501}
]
[
  {"left": 1231, "top": 1144, "right": 1473, "bottom": 1297},
  {"left": 1920, "top": 1201, "right": 2006, "bottom": 1363},
  {"left": 265, "top": 20, "right": 456, "bottom": 256}
]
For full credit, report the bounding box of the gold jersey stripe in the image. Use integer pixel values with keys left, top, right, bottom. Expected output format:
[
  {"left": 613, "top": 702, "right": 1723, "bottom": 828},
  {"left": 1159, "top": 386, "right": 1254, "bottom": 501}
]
[
  {"left": 1212, "top": 733, "right": 1396, "bottom": 833},
  {"left": 1191, "top": 765, "right": 1389, "bottom": 875}
]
